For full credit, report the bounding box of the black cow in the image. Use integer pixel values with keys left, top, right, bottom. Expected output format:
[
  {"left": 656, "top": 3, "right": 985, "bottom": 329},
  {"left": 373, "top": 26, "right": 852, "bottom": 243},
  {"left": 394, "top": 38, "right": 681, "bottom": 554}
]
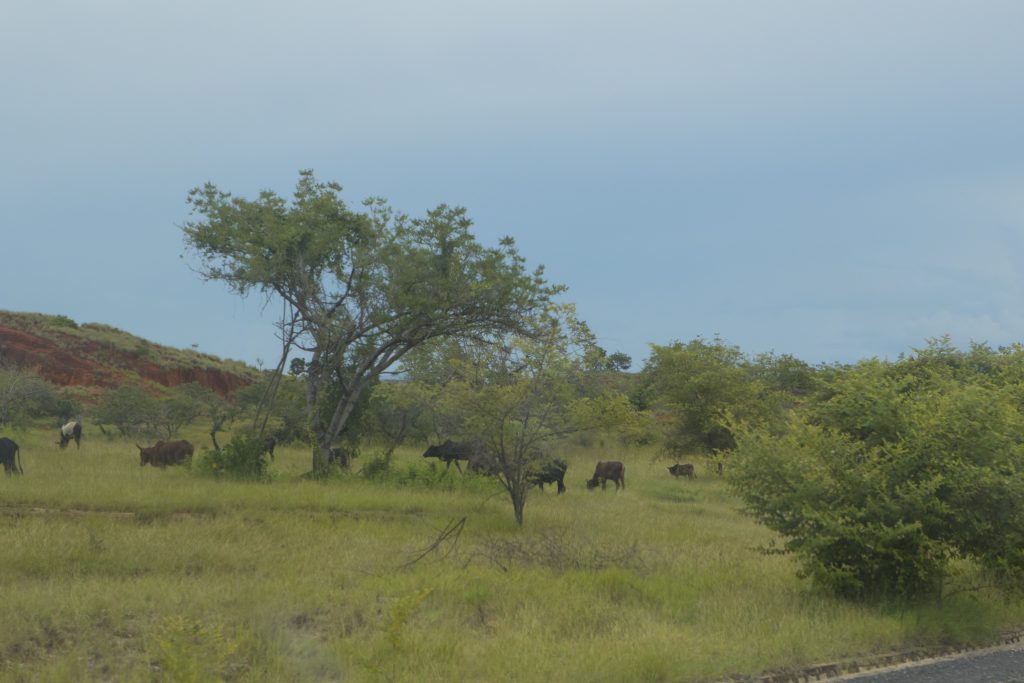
[
  {"left": 586, "top": 461, "right": 625, "bottom": 491},
  {"left": 58, "top": 421, "right": 82, "bottom": 449},
  {"left": 668, "top": 463, "right": 696, "bottom": 479},
  {"left": 422, "top": 440, "right": 481, "bottom": 473},
  {"left": 136, "top": 440, "right": 194, "bottom": 468},
  {"left": 327, "top": 446, "right": 351, "bottom": 468},
  {"left": 0, "top": 437, "right": 23, "bottom": 475},
  {"left": 530, "top": 457, "right": 567, "bottom": 494},
  {"left": 263, "top": 435, "right": 277, "bottom": 461}
]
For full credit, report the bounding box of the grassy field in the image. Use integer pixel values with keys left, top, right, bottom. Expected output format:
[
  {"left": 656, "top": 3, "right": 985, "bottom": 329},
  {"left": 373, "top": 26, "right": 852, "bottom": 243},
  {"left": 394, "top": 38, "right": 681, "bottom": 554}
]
[{"left": 0, "top": 427, "right": 1022, "bottom": 682}]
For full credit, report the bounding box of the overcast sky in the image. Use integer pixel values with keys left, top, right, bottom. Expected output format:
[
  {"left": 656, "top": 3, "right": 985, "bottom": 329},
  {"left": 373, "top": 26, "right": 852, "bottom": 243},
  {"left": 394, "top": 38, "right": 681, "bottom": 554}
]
[{"left": 3, "top": 1, "right": 1023, "bottom": 369}]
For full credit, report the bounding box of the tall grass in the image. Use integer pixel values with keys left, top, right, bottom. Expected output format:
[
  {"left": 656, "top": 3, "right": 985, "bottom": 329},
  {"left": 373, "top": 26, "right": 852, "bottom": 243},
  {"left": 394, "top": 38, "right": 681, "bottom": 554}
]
[{"left": 0, "top": 427, "right": 1021, "bottom": 681}]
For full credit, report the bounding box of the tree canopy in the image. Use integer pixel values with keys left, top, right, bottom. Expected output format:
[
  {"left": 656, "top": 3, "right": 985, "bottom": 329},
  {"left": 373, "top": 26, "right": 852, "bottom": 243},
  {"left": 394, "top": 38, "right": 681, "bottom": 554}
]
[{"left": 183, "top": 171, "right": 560, "bottom": 472}]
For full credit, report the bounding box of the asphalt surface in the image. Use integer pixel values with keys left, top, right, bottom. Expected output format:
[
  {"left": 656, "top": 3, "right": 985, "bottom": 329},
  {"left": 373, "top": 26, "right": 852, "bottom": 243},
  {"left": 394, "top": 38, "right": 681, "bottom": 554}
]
[{"left": 836, "top": 644, "right": 1024, "bottom": 682}]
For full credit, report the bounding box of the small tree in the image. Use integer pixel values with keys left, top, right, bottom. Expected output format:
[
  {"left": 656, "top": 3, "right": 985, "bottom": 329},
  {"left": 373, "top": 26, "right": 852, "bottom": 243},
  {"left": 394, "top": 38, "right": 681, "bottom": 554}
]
[
  {"left": 0, "top": 364, "right": 57, "bottom": 429},
  {"left": 151, "top": 382, "right": 212, "bottom": 439},
  {"left": 364, "top": 381, "right": 434, "bottom": 462},
  {"left": 95, "top": 385, "right": 160, "bottom": 437},
  {"left": 640, "top": 336, "right": 767, "bottom": 455},
  {"left": 448, "top": 306, "right": 599, "bottom": 527},
  {"left": 234, "top": 374, "right": 308, "bottom": 444}
]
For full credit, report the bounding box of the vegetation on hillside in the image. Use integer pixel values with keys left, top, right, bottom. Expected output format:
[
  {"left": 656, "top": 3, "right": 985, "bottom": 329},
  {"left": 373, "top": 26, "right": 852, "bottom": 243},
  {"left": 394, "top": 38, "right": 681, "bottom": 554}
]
[{"left": 0, "top": 309, "right": 256, "bottom": 388}]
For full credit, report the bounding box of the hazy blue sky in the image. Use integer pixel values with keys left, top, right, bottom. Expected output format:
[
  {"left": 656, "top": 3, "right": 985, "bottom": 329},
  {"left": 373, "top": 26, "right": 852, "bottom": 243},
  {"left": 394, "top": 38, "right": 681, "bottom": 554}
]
[{"left": 3, "top": 1, "right": 1023, "bottom": 369}]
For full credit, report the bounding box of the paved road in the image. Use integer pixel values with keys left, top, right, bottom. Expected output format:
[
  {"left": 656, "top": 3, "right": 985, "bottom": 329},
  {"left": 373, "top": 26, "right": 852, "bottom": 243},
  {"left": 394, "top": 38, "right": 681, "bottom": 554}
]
[{"left": 836, "top": 644, "right": 1024, "bottom": 682}]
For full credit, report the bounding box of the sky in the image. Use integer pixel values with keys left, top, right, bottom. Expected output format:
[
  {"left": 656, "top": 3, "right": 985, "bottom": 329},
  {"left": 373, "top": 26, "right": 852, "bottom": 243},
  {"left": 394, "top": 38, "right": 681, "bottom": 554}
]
[{"left": 3, "top": 1, "right": 1024, "bottom": 370}]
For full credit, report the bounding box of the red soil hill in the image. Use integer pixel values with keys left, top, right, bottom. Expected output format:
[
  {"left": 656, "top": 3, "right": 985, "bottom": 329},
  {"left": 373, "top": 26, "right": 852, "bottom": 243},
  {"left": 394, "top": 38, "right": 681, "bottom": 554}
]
[{"left": 0, "top": 312, "right": 255, "bottom": 398}]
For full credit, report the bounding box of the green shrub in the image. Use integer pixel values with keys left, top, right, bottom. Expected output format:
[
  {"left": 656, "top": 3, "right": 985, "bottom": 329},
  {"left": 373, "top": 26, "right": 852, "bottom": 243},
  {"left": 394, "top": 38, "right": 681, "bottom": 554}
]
[
  {"left": 148, "top": 615, "right": 259, "bottom": 682},
  {"left": 196, "top": 433, "right": 271, "bottom": 481},
  {"left": 360, "top": 454, "right": 393, "bottom": 480},
  {"left": 730, "top": 379, "right": 1024, "bottom": 602},
  {"left": 50, "top": 314, "right": 78, "bottom": 329}
]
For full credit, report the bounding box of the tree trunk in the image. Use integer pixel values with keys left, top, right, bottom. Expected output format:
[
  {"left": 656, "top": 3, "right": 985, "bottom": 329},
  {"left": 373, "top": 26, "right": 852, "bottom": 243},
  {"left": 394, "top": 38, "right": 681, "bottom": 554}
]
[
  {"left": 313, "top": 441, "right": 332, "bottom": 476},
  {"left": 510, "top": 486, "right": 526, "bottom": 527}
]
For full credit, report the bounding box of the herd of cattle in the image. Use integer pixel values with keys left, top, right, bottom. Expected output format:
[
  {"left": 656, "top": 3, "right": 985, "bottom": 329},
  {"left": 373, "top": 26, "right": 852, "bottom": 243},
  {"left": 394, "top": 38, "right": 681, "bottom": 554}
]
[
  {"left": 0, "top": 425, "right": 701, "bottom": 489},
  {"left": 421, "top": 439, "right": 699, "bottom": 493},
  {"left": 0, "top": 422, "right": 281, "bottom": 474}
]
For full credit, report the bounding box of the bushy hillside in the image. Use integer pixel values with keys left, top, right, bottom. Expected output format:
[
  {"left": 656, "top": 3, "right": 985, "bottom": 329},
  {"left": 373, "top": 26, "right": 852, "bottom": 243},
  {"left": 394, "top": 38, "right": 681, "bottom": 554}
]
[{"left": 0, "top": 310, "right": 256, "bottom": 400}]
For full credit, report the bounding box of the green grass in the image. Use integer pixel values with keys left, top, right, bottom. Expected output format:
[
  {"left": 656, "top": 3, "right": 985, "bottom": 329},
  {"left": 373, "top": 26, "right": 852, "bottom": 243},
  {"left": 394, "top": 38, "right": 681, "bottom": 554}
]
[{"left": 0, "top": 427, "right": 1021, "bottom": 681}]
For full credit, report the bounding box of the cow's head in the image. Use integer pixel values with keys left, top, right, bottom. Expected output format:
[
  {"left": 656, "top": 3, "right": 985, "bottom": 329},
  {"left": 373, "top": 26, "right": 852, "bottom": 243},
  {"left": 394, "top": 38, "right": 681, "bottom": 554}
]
[
  {"left": 585, "top": 478, "right": 599, "bottom": 490},
  {"left": 58, "top": 433, "right": 71, "bottom": 449}
]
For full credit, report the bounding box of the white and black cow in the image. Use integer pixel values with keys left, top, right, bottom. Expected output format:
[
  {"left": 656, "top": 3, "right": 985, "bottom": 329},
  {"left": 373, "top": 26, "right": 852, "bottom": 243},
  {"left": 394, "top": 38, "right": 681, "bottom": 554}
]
[{"left": 58, "top": 421, "right": 83, "bottom": 450}]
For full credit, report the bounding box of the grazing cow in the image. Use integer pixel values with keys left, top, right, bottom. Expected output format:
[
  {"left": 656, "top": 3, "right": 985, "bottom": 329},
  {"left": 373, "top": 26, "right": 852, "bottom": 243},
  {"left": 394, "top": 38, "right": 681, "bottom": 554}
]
[
  {"left": 327, "top": 446, "right": 351, "bottom": 468},
  {"left": 586, "top": 461, "right": 625, "bottom": 491},
  {"left": 58, "top": 421, "right": 82, "bottom": 449},
  {"left": 422, "top": 440, "right": 481, "bottom": 473},
  {"left": 136, "top": 440, "right": 194, "bottom": 468},
  {"left": 0, "top": 437, "right": 23, "bottom": 475},
  {"left": 529, "top": 457, "right": 568, "bottom": 494},
  {"left": 668, "top": 463, "right": 696, "bottom": 479},
  {"left": 263, "top": 435, "right": 277, "bottom": 461}
]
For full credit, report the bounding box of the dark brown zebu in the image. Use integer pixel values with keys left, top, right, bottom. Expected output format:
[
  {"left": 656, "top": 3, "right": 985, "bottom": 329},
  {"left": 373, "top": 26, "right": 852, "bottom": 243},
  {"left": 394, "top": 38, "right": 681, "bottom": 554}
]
[
  {"left": 136, "top": 440, "right": 194, "bottom": 468},
  {"left": 586, "top": 460, "right": 625, "bottom": 491}
]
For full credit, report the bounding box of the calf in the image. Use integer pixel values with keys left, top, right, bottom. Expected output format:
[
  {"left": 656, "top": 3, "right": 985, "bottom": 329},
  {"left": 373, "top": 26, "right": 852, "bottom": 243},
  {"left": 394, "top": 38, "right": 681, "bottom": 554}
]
[
  {"left": 422, "top": 440, "right": 480, "bottom": 473},
  {"left": 58, "top": 421, "right": 82, "bottom": 449},
  {"left": 136, "top": 440, "right": 194, "bottom": 468},
  {"left": 530, "top": 457, "right": 567, "bottom": 494},
  {"left": 586, "top": 460, "right": 625, "bottom": 491},
  {"left": 263, "top": 435, "right": 277, "bottom": 461},
  {"left": 0, "top": 437, "right": 23, "bottom": 475},
  {"left": 667, "top": 463, "right": 696, "bottom": 479}
]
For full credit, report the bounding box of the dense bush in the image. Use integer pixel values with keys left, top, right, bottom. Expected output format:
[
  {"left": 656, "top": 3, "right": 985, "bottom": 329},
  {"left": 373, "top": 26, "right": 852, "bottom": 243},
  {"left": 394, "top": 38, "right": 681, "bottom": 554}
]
[
  {"left": 196, "top": 433, "right": 271, "bottom": 481},
  {"left": 730, "top": 369, "right": 1024, "bottom": 602}
]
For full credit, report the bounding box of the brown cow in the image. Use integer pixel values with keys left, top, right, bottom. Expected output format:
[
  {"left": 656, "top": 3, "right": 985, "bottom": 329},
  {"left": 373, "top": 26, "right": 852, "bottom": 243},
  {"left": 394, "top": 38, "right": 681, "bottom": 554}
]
[
  {"left": 586, "top": 461, "right": 625, "bottom": 491},
  {"left": 136, "top": 440, "right": 194, "bottom": 468},
  {"left": 667, "top": 463, "right": 696, "bottom": 479}
]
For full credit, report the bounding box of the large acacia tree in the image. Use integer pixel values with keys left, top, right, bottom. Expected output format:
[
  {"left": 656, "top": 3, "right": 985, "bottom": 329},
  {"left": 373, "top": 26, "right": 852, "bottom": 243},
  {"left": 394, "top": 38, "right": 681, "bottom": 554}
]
[{"left": 183, "top": 171, "right": 558, "bottom": 473}]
